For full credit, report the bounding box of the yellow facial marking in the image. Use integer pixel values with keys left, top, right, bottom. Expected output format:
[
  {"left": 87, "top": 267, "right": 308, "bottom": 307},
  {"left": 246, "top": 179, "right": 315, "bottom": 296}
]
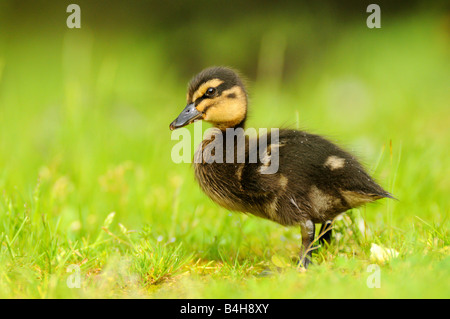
[
  {"left": 191, "top": 79, "right": 224, "bottom": 102},
  {"left": 195, "top": 98, "right": 212, "bottom": 113},
  {"left": 202, "top": 86, "right": 247, "bottom": 128}
]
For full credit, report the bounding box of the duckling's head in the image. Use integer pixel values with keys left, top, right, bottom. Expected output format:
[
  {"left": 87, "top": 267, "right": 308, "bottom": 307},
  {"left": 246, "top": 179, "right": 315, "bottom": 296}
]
[{"left": 170, "top": 66, "right": 248, "bottom": 131}]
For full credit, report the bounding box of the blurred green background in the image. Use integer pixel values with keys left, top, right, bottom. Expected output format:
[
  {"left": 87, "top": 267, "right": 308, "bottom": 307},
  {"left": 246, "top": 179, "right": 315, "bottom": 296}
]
[{"left": 0, "top": 1, "right": 448, "bottom": 298}]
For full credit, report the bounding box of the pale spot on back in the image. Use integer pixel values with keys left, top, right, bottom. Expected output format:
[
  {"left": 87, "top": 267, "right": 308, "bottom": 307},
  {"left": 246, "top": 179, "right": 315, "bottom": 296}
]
[
  {"left": 259, "top": 152, "right": 271, "bottom": 171},
  {"left": 259, "top": 143, "right": 285, "bottom": 173},
  {"left": 236, "top": 163, "right": 244, "bottom": 181},
  {"left": 308, "top": 185, "right": 341, "bottom": 217},
  {"left": 279, "top": 174, "right": 288, "bottom": 191},
  {"left": 264, "top": 196, "right": 279, "bottom": 221},
  {"left": 324, "top": 155, "right": 345, "bottom": 170}
]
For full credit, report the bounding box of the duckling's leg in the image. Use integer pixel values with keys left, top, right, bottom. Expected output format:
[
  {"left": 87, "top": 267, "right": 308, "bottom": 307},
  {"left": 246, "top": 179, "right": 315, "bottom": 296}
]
[
  {"left": 299, "top": 220, "right": 315, "bottom": 268},
  {"left": 318, "top": 220, "right": 333, "bottom": 246}
]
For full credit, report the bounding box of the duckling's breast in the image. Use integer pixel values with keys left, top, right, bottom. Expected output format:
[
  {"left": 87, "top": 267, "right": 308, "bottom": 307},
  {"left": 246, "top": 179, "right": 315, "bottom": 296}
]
[
  {"left": 193, "top": 134, "right": 264, "bottom": 216},
  {"left": 192, "top": 133, "right": 303, "bottom": 225},
  {"left": 194, "top": 161, "right": 245, "bottom": 212}
]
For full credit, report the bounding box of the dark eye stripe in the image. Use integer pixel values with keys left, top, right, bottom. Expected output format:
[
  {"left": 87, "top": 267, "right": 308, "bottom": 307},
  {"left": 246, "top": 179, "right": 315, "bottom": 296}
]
[
  {"left": 194, "top": 81, "right": 240, "bottom": 105},
  {"left": 194, "top": 96, "right": 206, "bottom": 106}
]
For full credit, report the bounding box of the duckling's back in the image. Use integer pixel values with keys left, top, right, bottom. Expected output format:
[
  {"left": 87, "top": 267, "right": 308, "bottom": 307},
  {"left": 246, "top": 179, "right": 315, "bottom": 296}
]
[{"left": 194, "top": 129, "right": 392, "bottom": 226}]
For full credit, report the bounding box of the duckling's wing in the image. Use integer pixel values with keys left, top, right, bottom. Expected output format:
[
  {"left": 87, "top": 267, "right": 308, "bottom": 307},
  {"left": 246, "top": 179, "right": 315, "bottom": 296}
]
[
  {"left": 236, "top": 129, "right": 393, "bottom": 207},
  {"left": 278, "top": 130, "right": 393, "bottom": 203}
]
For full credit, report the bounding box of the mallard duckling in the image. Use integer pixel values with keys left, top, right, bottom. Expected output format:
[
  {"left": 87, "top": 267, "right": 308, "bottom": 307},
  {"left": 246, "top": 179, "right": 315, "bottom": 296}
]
[{"left": 169, "top": 66, "right": 393, "bottom": 268}]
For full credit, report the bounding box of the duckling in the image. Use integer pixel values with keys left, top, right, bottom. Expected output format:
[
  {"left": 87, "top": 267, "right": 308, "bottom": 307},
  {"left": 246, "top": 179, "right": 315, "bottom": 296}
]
[{"left": 169, "top": 66, "right": 393, "bottom": 268}]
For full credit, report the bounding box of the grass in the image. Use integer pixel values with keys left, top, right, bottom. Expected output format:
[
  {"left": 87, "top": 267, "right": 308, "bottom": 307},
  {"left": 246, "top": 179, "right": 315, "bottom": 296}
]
[{"left": 0, "top": 11, "right": 449, "bottom": 298}]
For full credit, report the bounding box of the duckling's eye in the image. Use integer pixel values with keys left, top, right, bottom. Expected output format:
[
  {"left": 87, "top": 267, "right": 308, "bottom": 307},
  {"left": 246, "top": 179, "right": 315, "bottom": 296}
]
[{"left": 205, "top": 87, "right": 216, "bottom": 97}]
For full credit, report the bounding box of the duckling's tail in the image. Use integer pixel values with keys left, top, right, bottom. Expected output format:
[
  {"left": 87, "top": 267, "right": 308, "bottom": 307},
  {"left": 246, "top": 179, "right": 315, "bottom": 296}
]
[{"left": 381, "top": 191, "right": 398, "bottom": 201}]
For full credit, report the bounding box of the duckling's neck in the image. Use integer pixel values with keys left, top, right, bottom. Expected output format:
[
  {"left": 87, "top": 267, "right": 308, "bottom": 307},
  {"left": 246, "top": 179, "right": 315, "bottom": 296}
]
[{"left": 234, "top": 118, "right": 246, "bottom": 130}]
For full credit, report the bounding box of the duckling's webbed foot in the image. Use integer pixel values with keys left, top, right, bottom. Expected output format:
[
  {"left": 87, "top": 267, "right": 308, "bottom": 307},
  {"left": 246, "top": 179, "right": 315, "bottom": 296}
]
[
  {"left": 299, "top": 220, "right": 315, "bottom": 269},
  {"left": 318, "top": 220, "right": 333, "bottom": 246}
]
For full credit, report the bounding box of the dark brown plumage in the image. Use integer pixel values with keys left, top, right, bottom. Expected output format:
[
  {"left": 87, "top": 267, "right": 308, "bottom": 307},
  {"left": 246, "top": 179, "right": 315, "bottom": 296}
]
[{"left": 170, "top": 66, "right": 393, "bottom": 268}]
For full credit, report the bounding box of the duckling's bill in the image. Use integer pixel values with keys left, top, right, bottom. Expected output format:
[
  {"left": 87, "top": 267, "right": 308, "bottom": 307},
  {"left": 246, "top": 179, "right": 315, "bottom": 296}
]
[{"left": 170, "top": 102, "right": 203, "bottom": 130}]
